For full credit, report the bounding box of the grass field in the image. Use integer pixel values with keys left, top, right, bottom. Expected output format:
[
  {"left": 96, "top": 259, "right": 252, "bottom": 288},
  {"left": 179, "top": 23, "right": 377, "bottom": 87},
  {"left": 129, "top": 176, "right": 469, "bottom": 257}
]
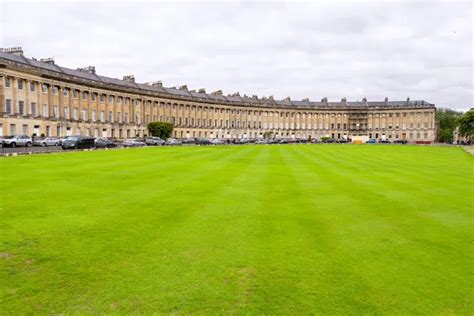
[{"left": 1, "top": 145, "right": 473, "bottom": 314}]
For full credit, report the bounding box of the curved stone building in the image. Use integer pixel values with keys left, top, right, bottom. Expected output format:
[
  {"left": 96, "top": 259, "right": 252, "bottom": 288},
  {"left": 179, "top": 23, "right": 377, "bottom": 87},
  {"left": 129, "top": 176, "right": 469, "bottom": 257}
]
[{"left": 0, "top": 47, "right": 436, "bottom": 142}]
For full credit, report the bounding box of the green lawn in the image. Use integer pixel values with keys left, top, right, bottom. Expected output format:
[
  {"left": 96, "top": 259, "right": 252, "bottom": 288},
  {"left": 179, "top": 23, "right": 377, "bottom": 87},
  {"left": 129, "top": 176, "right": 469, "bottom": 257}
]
[{"left": 0, "top": 145, "right": 473, "bottom": 314}]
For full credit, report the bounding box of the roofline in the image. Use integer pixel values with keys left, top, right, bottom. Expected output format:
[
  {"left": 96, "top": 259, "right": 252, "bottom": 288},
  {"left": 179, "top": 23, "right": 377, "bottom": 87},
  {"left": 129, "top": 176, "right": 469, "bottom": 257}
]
[{"left": 0, "top": 52, "right": 435, "bottom": 111}]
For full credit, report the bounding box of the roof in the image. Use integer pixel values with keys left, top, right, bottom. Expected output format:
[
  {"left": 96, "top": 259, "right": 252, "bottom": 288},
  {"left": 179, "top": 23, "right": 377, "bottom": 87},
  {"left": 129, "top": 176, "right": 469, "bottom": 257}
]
[{"left": 0, "top": 50, "right": 435, "bottom": 110}]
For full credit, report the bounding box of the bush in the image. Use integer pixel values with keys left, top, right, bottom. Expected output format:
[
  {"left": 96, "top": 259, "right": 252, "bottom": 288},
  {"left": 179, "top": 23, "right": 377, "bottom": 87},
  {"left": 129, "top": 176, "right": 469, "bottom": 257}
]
[{"left": 147, "top": 122, "right": 174, "bottom": 139}]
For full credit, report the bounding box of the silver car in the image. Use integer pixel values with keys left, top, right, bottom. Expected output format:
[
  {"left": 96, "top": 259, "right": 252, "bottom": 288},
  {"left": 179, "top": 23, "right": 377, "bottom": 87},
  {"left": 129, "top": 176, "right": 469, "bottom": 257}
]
[
  {"left": 1, "top": 135, "right": 33, "bottom": 147},
  {"left": 145, "top": 137, "right": 165, "bottom": 146},
  {"left": 33, "top": 137, "right": 60, "bottom": 147},
  {"left": 165, "top": 138, "right": 182, "bottom": 146},
  {"left": 123, "top": 139, "right": 146, "bottom": 147},
  {"left": 210, "top": 138, "right": 225, "bottom": 145}
]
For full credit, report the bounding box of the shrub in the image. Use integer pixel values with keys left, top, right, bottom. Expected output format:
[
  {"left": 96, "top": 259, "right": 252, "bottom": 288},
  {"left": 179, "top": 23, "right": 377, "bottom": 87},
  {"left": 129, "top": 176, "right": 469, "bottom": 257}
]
[{"left": 147, "top": 122, "right": 174, "bottom": 139}]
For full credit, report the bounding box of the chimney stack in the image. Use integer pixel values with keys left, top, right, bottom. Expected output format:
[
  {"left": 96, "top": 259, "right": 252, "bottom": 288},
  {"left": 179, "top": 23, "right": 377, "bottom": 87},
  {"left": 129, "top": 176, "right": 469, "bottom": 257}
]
[
  {"left": 41, "top": 57, "right": 55, "bottom": 65},
  {"left": 211, "top": 90, "right": 223, "bottom": 95},
  {"left": 3, "top": 47, "right": 24, "bottom": 56},
  {"left": 179, "top": 85, "right": 188, "bottom": 91},
  {"left": 123, "top": 75, "right": 135, "bottom": 83},
  {"left": 77, "top": 66, "right": 95, "bottom": 74},
  {"left": 198, "top": 88, "right": 206, "bottom": 93},
  {"left": 302, "top": 97, "right": 309, "bottom": 102}
]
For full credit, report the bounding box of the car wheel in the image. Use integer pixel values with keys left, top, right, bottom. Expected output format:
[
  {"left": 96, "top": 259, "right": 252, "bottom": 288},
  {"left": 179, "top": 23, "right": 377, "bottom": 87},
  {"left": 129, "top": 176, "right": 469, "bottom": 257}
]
[
  {"left": 26, "top": 142, "right": 32, "bottom": 147},
  {"left": 42, "top": 142, "right": 46, "bottom": 147},
  {"left": 11, "top": 142, "right": 16, "bottom": 148}
]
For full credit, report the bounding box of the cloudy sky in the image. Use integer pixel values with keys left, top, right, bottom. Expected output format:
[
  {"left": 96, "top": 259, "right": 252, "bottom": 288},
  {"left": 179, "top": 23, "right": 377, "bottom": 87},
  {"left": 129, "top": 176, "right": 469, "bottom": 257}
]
[{"left": 1, "top": 0, "right": 472, "bottom": 110}]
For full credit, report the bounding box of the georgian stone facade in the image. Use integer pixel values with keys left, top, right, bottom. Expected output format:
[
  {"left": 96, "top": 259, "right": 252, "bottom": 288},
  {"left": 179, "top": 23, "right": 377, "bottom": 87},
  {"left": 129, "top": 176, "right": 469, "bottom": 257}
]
[{"left": 0, "top": 48, "right": 436, "bottom": 142}]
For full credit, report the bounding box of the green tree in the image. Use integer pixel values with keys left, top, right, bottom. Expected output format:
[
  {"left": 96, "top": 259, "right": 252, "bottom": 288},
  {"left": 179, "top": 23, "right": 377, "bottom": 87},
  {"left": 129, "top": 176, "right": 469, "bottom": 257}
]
[
  {"left": 438, "top": 128, "right": 454, "bottom": 143},
  {"left": 435, "top": 108, "right": 462, "bottom": 142},
  {"left": 147, "top": 122, "right": 174, "bottom": 139},
  {"left": 458, "top": 108, "right": 474, "bottom": 140}
]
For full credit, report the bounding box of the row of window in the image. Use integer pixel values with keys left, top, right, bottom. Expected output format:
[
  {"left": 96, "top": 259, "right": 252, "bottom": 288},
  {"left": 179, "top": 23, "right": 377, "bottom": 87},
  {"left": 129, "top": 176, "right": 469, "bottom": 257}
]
[
  {"left": 5, "top": 100, "right": 433, "bottom": 127},
  {"left": 2, "top": 101, "right": 433, "bottom": 130},
  {"left": 4, "top": 78, "right": 434, "bottom": 119}
]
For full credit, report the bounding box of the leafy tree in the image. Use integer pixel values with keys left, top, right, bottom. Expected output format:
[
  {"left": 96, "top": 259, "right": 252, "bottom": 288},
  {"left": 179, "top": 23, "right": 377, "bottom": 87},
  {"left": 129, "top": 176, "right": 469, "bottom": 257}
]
[
  {"left": 458, "top": 108, "right": 474, "bottom": 140},
  {"left": 435, "top": 108, "right": 462, "bottom": 142},
  {"left": 147, "top": 122, "right": 174, "bottom": 139},
  {"left": 438, "top": 128, "right": 454, "bottom": 143}
]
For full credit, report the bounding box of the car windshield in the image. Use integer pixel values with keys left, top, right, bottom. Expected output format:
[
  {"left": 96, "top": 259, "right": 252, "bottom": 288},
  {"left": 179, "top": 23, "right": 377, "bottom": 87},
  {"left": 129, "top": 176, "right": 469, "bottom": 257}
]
[
  {"left": 66, "top": 136, "right": 79, "bottom": 141},
  {"left": 3, "top": 136, "right": 15, "bottom": 139}
]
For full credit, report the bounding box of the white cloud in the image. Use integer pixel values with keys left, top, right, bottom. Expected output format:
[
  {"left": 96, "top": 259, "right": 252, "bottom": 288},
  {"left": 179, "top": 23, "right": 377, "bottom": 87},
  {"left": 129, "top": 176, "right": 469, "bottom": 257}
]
[{"left": 0, "top": 0, "right": 472, "bottom": 110}]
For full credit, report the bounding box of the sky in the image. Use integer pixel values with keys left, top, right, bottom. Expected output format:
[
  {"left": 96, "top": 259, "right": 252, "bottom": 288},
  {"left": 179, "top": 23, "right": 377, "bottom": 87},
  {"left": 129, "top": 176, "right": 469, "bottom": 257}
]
[{"left": 1, "top": 0, "right": 473, "bottom": 110}]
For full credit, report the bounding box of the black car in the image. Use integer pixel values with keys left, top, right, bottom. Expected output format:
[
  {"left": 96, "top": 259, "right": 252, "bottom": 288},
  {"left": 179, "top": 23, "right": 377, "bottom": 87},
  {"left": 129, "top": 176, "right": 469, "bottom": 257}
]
[
  {"left": 195, "top": 138, "right": 212, "bottom": 145},
  {"left": 322, "top": 138, "right": 336, "bottom": 143},
  {"left": 379, "top": 139, "right": 392, "bottom": 144},
  {"left": 393, "top": 139, "right": 408, "bottom": 144},
  {"left": 62, "top": 136, "right": 95, "bottom": 150},
  {"left": 95, "top": 137, "right": 117, "bottom": 148}
]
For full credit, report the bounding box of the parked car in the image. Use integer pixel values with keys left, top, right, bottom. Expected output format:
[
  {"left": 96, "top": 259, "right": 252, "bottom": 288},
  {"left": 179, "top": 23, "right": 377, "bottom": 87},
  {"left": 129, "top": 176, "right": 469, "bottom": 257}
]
[
  {"left": 366, "top": 139, "right": 377, "bottom": 144},
  {"left": 145, "top": 137, "right": 165, "bottom": 146},
  {"left": 33, "top": 137, "right": 60, "bottom": 147},
  {"left": 165, "top": 138, "right": 182, "bottom": 146},
  {"left": 58, "top": 136, "right": 69, "bottom": 145},
  {"left": 182, "top": 138, "right": 196, "bottom": 145},
  {"left": 236, "top": 138, "right": 250, "bottom": 144},
  {"left": 1, "top": 135, "right": 33, "bottom": 147},
  {"left": 210, "top": 138, "right": 225, "bottom": 145},
  {"left": 255, "top": 139, "right": 270, "bottom": 144},
  {"left": 393, "top": 139, "right": 408, "bottom": 144},
  {"left": 321, "top": 138, "right": 336, "bottom": 143},
  {"left": 123, "top": 139, "right": 146, "bottom": 147},
  {"left": 195, "top": 138, "right": 212, "bottom": 145},
  {"left": 379, "top": 139, "right": 391, "bottom": 144},
  {"left": 95, "top": 137, "right": 117, "bottom": 148},
  {"left": 62, "top": 136, "right": 95, "bottom": 149},
  {"left": 336, "top": 139, "right": 349, "bottom": 143}
]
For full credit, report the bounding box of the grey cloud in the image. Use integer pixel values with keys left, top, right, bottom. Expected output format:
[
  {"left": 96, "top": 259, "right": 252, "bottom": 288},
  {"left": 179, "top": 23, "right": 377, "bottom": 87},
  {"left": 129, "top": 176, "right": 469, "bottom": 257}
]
[{"left": 0, "top": 0, "right": 472, "bottom": 110}]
